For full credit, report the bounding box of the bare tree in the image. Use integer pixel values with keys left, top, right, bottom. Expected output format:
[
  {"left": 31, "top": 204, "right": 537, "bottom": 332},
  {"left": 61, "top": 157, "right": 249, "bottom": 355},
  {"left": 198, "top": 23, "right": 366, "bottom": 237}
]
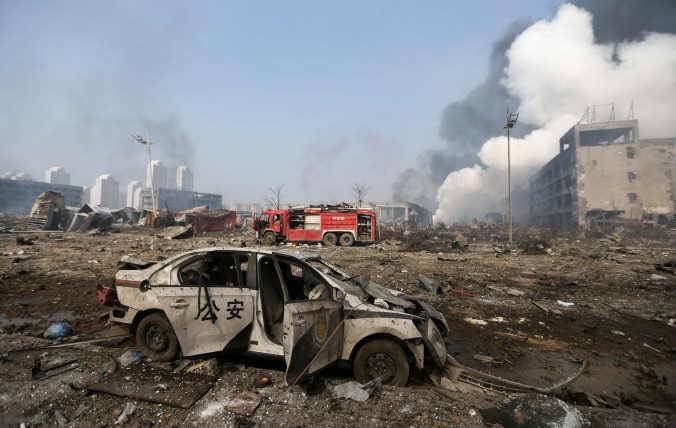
[
  {"left": 262, "top": 184, "right": 284, "bottom": 209},
  {"left": 352, "top": 182, "right": 369, "bottom": 208}
]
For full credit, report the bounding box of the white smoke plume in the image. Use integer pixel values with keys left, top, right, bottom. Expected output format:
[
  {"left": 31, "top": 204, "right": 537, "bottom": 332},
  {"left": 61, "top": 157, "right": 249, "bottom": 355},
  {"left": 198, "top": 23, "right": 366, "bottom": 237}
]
[{"left": 434, "top": 4, "right": 676, "bottom": 224}]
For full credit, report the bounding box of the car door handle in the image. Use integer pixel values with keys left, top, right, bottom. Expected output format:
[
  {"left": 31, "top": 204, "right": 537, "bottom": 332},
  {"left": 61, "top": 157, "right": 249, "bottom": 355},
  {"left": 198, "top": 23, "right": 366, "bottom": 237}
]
[
  {"left": 294, "top": 319, "right": 306, "bottom": 326},
  {"left": 170, "top": 300, "right": 190, "bottom": 308}
]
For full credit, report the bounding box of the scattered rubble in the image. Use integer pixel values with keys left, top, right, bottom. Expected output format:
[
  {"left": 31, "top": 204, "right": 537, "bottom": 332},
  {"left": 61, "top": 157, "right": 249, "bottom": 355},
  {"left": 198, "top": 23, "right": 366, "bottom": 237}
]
[{"left": 0, "top": 221, "right": 674, "bottom": 427}]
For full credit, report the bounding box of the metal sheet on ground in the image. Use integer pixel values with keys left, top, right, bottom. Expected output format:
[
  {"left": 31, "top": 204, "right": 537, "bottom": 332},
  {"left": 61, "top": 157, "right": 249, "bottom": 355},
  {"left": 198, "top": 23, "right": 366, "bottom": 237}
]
[
  {"left": 86, "top": 365, "right": 216, "bottom": 408},
  {"left": 225, "top": 391, "right": 262, "bottom": 416}
]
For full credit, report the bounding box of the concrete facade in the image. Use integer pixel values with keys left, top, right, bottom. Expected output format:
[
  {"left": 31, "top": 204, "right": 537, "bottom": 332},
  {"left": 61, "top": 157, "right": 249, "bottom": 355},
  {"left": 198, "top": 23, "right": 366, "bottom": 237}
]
[
  {"left": 90, "top": 174, "right": 119, "bottom": 209},
  {"left": 0, "top": 179, "right": 83, "bottom": 215},
  {"left": 530, "top": 120, "right": 675, "bottom": 228},
  {"left": 44, "top": 167, "right": 70, "bottom": 185}
]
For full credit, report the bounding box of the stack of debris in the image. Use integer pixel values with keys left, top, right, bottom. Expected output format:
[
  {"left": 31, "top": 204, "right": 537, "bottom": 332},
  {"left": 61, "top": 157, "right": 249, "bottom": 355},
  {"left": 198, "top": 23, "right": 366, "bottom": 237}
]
[
  {"left": 23, "top": 192, "right": 238, "bottom": 237},
  {"left": 64, "top": 204, "right": 114, "bottom": 233},
  {"left": 26, "top": 191, "right": 66, "bottom": 230}
]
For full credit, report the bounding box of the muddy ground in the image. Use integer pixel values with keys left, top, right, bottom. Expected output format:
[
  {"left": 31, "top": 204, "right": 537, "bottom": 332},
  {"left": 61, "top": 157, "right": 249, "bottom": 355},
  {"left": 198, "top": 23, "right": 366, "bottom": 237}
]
[{"left": 0, "top": 219, "right": 674, "bottom": 427}]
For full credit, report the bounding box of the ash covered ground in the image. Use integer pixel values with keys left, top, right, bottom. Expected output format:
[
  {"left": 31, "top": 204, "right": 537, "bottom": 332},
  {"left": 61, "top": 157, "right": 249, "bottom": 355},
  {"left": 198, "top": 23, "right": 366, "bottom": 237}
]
[{"left": 0, "top": 218, "right": 674, "bottom": 427}]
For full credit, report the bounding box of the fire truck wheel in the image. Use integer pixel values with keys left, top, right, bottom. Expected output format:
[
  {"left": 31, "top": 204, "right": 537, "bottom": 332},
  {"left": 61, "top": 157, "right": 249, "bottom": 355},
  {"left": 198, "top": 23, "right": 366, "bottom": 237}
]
[
  {"left": 263, "top": 232, "right": 276, "bottom": 245},
  {"left": 136, "top": 313, "right": 179, "bottom": 362},
  {"left": 339, "top": 233, "right": 355, "bottom": 247},
  {"left": 323, "top": 233, "right": 338, "bottom": 246},
  {"left": 353, "top": 339, "right": 409, "bottom": 387}
]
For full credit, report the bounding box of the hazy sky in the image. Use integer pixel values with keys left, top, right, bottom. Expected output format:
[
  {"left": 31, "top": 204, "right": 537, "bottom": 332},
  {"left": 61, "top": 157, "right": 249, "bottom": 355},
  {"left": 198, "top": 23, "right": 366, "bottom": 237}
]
[{"left": 0, "top": 0, "right": 564, "bottom": 206}]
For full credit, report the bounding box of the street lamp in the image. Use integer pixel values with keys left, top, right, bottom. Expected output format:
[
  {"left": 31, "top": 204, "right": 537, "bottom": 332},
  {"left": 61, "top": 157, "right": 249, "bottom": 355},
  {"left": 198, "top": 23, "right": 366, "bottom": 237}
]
[
  {"left": 504, "top": 109, "right": 518, "bottom": 245},
  {"left": 132, "top": 132, "right": 157, "bottom": 213}
]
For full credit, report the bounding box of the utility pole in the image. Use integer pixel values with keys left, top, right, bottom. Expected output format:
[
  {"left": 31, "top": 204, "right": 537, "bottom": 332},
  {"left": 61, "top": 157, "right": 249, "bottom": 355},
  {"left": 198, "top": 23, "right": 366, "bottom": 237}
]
[
  {"left": 132, "top": 131, "right": 157, "bottom": 213},
  {"left": 504, "top": 109, "right": 518, "bottom": 245}
]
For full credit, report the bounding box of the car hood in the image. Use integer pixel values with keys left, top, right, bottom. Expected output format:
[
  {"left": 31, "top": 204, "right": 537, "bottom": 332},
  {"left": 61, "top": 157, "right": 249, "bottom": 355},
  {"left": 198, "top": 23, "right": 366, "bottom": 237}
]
[{"left": 322, "top": 273, "right": 449, "bottom": 334}]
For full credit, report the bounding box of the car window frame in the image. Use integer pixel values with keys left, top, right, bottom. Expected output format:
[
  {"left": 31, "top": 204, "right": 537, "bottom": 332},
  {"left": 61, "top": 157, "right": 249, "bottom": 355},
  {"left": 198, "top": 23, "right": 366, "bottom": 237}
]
[{"left": 274, "top": 255, "right": 333, "bottom": 302}]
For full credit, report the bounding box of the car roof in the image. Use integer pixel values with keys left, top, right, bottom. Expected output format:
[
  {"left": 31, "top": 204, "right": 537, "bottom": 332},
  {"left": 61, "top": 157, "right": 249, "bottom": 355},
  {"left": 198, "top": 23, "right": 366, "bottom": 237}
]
[{"left": 165, "top": 246, "right": 322, "bottom": 262}]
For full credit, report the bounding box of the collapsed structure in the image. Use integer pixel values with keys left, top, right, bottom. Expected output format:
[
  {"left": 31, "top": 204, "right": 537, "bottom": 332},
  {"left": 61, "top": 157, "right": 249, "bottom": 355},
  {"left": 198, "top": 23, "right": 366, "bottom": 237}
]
[
  {"left": 530, "top": 119, "right": 675, "bottom": 228},
  {"left": 20, "top": 190, "right": 236, "bottom": 236},
  {"left": 369, "top": 202, "right": 433, "bottom": 228}
]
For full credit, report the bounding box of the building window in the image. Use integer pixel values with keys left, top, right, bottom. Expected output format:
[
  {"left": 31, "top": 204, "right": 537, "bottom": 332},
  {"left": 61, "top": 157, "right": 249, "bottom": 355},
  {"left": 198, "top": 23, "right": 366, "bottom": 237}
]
[
  {"left": 627, "top": 171, "right": 637, "bottom": 182},
  {"left": 626, "top": 146, "right": 636, "bottom": 159},
  {"left": 627, "top": 193, "right": 637, "bottom": 203}
]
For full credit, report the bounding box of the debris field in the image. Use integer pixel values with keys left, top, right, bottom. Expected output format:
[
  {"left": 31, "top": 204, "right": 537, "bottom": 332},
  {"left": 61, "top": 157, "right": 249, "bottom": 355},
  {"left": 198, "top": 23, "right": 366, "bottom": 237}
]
[{"left": 0, "top": 221, "right": 674, "bottom": 427}]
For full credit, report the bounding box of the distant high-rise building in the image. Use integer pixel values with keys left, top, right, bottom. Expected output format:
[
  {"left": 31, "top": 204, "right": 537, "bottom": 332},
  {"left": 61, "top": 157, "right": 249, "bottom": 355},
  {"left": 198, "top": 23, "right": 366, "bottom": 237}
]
[
  {"left": 1, "top": 171, "right": 33, "bottom": 181},
  {"left": 44, "top": 167, "right": 70, "bottom": 185},
  {"left": 126, "top": 181, "right": 141, "bottom": 208},
  {"left": 90, "top": 174, "right": 119, "bottom": 208},
  {"left": 83, "top": 186, "right": 91, "bottom": 205},
  {"left": 133, "top": 187, "right": 145, "bottom": 210},
  {"left": 146, "top": 160, "right": 167, "bottom": 189},
  {"left": 176, "top": 166, "right": 193, "bottom": 191}
]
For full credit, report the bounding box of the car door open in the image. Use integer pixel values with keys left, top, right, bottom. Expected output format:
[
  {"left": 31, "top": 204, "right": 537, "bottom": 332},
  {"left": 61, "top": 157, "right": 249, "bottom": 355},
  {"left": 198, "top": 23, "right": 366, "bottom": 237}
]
[{"left": 283, "top": 299, "right": 344, "bottom": 386}]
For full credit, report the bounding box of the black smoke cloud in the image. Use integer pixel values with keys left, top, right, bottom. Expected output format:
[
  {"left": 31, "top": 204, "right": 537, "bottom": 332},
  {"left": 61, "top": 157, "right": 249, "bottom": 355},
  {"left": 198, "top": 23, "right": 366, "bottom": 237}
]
[
  {"left": 393, "top": 0, "right": 676, "bottom": 211},
  {"left": 392, "top": 19, "right": 533, "bottom": 207},
  {"left": 573, "top": 0, "right": 676, "bottom": 43}
]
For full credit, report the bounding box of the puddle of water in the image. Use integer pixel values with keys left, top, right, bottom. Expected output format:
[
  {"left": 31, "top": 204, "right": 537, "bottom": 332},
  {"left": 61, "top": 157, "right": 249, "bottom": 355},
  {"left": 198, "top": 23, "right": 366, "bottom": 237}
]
[{"left": 461, "top": 351, "right": 584, "bottom": 389}]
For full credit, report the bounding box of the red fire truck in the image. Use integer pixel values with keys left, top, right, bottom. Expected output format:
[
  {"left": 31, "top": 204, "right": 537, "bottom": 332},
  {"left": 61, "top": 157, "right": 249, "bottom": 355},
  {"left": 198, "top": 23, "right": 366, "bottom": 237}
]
[{"left": 254, "top": 205, "right": 377, "bottom": 246}]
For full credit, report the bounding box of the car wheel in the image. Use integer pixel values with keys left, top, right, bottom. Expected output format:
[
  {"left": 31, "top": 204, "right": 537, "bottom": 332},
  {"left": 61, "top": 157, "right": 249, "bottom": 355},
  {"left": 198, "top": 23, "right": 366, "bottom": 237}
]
[
  {"left": 339, "top": 233, "right": 355, "bottom": 247},
  {"left": 136, "top": 313, "right": 179, "bottom": 362},
  {"left": 323, "top": 232, "right": 337, "bottom": 246},
  {"left": 263, "top": 232, "right": 276, "bottom": 245},
  {"left": 353, "top": 339, "right": 409, "bottom": 387}
]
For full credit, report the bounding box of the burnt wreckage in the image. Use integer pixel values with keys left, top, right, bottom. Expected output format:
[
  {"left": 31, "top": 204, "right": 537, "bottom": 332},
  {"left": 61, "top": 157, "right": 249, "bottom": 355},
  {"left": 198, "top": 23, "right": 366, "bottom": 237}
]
[{"left": 99, "top": 248, "right": 585, "bottom": 390}]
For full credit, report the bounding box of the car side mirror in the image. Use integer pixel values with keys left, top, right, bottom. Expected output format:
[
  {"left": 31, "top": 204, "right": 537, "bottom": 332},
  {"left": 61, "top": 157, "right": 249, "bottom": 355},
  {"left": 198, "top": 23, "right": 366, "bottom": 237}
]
[
  {"left": 139, "top": 281, "right": 151, "bottom": 292},
  {"left": 334, "top": 289, "right": 344, "bottom": 300}
]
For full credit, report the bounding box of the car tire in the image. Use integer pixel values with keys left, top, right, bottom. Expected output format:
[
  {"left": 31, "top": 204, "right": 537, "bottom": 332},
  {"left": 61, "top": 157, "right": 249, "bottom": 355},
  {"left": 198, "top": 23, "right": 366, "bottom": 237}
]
[
  {"left": 263, "top": 232, "right": 276, "bottom": 245},
  {"left": 339, "top": 233, "right": 355, "bottom": 247},
  {"left": 353, "top": 339, "right": 409, "bottom": 387},
  {"left": 136, "top": 313, "right": 179, "bottom": 362},
  {"left": 323, "top": 232, "right": 337, "bottom": 246}
]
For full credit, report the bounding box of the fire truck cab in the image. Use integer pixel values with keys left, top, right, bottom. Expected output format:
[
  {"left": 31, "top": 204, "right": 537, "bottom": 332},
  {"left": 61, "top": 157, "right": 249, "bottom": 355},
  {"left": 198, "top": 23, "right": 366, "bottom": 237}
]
[{"left": 254, "top": 206, "right": 376, "bottom": 246}]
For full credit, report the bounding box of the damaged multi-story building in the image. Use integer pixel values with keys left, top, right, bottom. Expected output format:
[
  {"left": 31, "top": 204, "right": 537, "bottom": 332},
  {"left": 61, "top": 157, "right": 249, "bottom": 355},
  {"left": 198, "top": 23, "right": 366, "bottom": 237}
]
[
  {"left": 368, "top": 201, "right": 433, "bottom": 227},
  {"left": 529, "top": 119, "right": 675, "bottom": 228}
]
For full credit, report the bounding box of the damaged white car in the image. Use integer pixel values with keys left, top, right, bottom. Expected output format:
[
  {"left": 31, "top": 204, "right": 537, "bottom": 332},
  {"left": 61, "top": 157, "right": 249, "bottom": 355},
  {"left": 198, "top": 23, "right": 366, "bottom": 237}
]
[{"left": 99, "top": 248, "right": 449, "bottom": 387}]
